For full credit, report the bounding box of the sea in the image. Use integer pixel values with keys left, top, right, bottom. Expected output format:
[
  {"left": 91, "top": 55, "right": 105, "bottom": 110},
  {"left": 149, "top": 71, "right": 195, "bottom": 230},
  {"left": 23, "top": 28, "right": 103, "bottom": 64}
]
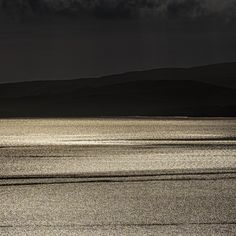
[{"left": 0, "top": 118, "right": 235, "bottom": 235}]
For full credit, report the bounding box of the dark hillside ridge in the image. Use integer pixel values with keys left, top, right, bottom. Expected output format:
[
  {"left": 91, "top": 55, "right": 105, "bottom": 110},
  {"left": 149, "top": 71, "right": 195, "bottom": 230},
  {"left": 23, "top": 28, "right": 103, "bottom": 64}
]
[{"left": 0, "top": 63, "right": 235, "bottom": 117}]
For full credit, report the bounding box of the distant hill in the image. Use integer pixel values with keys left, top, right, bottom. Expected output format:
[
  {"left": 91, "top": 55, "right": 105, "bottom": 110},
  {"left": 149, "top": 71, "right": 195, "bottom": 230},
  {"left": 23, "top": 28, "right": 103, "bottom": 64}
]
[{"left": 0, "top": 63, "right": 235, "bottom": 117}]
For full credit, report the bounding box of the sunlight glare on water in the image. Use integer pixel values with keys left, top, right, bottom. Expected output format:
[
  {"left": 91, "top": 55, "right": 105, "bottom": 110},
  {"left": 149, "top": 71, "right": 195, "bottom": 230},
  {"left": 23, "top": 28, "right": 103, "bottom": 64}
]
[{"left": 0, "top": 118, "right": 235, "bottom": 177}]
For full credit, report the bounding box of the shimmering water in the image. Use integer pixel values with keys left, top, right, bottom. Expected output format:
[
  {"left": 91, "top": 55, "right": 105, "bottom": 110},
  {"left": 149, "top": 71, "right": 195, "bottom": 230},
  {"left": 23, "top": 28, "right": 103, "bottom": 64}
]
[
  {"left": 0, "top": 118, "right": 235, "bottom": 177},
  {"left": 0, "top": 119, "right": 236, "bottom": 176},
  {"left": 0, "top": 119, "right": 236, "bottom": 235}
]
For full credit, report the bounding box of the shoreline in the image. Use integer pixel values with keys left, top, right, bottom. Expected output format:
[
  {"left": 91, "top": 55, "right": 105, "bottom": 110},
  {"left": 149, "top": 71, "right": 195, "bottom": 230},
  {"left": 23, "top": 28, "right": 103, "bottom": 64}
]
[{"left": 0, "top": 116, "right": 236, "bottom": 121}]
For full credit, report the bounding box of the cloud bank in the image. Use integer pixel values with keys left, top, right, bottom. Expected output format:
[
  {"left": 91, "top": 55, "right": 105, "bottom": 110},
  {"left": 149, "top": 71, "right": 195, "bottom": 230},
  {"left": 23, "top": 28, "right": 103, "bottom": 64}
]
[{"left": 0, "top": 0, "right": 235, "bottom": 22}]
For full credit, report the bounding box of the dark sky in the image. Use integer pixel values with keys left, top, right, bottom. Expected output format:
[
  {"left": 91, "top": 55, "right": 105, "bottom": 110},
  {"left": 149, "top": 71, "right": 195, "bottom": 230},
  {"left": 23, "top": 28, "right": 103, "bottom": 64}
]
[{"left": 0, "top": 0, "right": 236, "bottom": 83}]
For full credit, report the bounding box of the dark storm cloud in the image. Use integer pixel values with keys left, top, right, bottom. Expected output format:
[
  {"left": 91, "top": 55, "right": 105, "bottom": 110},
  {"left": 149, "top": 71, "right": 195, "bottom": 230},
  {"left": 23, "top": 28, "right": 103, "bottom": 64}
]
[
  {"left": 0, "top": 0, "right": 235, "bottom": 21},
  {"left": 164, "top": 0, "right": 206, "bottom": 19},
  {"left": 138, "top": 0, "right": 236, "bottom": 23},
  {"left": 0, "top": 0, "right": 132, "bottom": 19}
]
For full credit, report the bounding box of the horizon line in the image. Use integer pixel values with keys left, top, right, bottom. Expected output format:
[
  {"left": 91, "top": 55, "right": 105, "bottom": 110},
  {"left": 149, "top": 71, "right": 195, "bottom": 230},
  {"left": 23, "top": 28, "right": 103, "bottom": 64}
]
[{"left": 0, "top": 61, "right": 235, "bottom": 85}]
